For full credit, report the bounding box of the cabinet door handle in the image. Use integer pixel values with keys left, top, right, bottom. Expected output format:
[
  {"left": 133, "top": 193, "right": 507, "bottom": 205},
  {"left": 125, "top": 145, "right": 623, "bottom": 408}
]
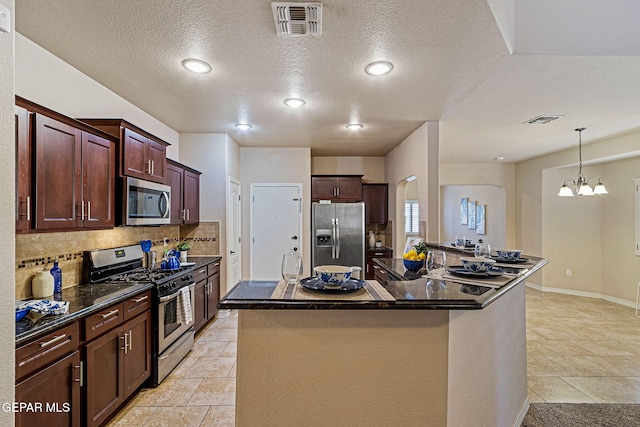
[
  {"left": 187, "top": 209, "right": 190, "bottom": 220},
  {"left": 151, "top": 160, "right": 155, "bottom": 176},
  {"left": 73, "top": 364, "right": 81, "bottom": 383},
  {"left": 374, "top": 252, "right": 383, "bottom": 256},
  {"left": 87, "top": 200, "right": 91, "bottom": 220},
  {"left": 213, "top": 263, "right": 219, "bottom": 267},
  {"left": 128, "top": 330, "right": 133, "bottom": 352},
  {"left": 26, "top": 196, "right": 30, "bottom": 221},
  {"left": 181, "top": 209, "right": 185, "bottom": 220},
  {"left": 133, "top": 295, "right": 148, "bottom": 303},
  {"left": 197, "top": 268, "right": 206, "bottom": 274},
  {"left": 102, "top": 308, "right": 119, "bottom": 319},
  {"left": 121, "top": 334, "right": 127, "bottom": 353},
  {"left": 39, "top": 333, "right": 67, "bottom": 348},
  {"left": 145, "top": 160, "right": 151, "bottom": 174},
  {"left": 337, "top": 187, "right": 340, "bottom": 197}
]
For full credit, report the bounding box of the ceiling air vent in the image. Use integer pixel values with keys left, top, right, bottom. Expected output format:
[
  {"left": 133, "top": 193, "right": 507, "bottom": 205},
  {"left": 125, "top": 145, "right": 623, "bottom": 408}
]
[
  {"left": 272, "top": 2, "right": 322, "bottom": 36},
  {"left": 523, "top": 115, "right": 563, "bottom": 125}
]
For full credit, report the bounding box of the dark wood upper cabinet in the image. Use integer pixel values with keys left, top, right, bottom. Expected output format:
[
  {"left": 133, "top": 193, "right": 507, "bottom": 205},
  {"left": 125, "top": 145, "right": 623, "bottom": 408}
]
[
  {"left": 311, "top": 175, "right": 363, "bottom": 202},
  {"left": 15, "top": 105, "right": 32, "bottom": 233},
  {"left": 165, "top": 159, "right": 200, "bottom": 225},
  {"left": 34, "top": 114, "right": 83, "bottom": 230},
  {"left": 79, "top": 119, "right": 169, "bottom": 184},
  {"left": 82, "top": 132, "right": 116, "bottom": 228},
  {"left": 363, "top": 183, "right": 388, "bottom": 224},
  {"left": 165, "top": 161, "right": 184, "bottom": 226},
  {"left": 16, "top": 97, "right": 117, "bottom": 232}
]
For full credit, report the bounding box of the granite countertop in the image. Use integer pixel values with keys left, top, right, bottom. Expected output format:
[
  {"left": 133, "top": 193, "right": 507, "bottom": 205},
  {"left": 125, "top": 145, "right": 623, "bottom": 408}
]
[
  {"left": 16, "top": 282, "right": 154, "bottom": 346},
  {"left": 366, "top": 246, "right": 393, "bottom": 252},
  {"left": 218, "top": 251, "right": 548, "bottom": 311},
  {"left": 16, "top": 256, "right": 222, "bottom": 346}
]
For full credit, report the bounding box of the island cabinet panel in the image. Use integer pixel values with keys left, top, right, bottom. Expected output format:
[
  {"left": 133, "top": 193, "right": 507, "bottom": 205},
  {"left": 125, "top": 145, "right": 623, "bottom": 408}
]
[
  {"left": 15, "top": 105, "right": 32, "bottom": 233},
  {"left": 15, "top": 350, "right": 81, "bottom": 427},
  {"left": 34, "top": 114, "right": 82, "bottom": 230},
  {"left": 311, "top": 175, "right": 363, "bottom": 202},
  {"left": 165, "top": 159, "right": 201, "bottom": 225},
  {"left": 363, "top": 183, "right": 388, "bottom": 224}
]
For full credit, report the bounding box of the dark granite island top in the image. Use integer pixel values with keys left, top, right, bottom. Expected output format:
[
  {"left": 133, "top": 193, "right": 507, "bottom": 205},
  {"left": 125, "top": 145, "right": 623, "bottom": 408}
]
[
  {"left": 227, "top": 250, "right": 547, "bottom": 426},
  {"left": 218, "top": 252, "right": 547, "bottom": 310}
]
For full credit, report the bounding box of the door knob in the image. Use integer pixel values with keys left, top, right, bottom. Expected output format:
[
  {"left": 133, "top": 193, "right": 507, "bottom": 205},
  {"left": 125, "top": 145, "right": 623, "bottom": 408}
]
[
  {"left": 293, "top": 247, "right": 298, "bottom": 251},
  {"left": 292, "top": 236, "right": 298, "bottom": 240},
  {"left": 230, "top": 251, "right": 236, "bottom": 254}
]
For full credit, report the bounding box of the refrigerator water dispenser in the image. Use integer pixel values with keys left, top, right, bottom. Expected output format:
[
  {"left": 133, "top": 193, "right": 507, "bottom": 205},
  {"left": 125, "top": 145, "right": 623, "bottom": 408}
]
[{"left": 315, "top": 229, "right": 332, "bottom": 247}]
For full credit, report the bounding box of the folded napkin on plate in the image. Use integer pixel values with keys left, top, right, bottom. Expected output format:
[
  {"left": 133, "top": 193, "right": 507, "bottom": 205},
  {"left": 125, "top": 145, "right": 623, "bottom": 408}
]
[{"left": 16, "top": 300, "right": 69, "bottom": 315}]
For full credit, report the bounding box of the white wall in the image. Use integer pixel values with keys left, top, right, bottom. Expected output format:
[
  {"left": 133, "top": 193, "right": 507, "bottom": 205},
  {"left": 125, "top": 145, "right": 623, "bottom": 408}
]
[
  {"left": 15, "top": 34, "right": 180, "bottom": 158},
  {"left": 441, "top": 185, "right": 506, "bottom": 248},
  {"left": 441, "top": 162, "right": 516, "bottom": 247},
  {"left": 517, "top": 130, "right": 640, "bottom": 303},
  {"left": 1, "top": 1, "right": 17, "bottom": 423},
  {"left": 385, "top": 122, "right": 440, "bottom": 252},
  {"left": 311, "top": 156, "right": 385, "bottom": 182},
  {"left": 240, "top": 147, "right": 311, "bottom": 278}
]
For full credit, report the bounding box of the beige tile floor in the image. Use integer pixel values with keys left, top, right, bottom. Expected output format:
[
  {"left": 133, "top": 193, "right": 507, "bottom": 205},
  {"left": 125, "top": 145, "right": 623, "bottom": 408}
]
[
  {"left": 108, "top": 288, "right": 640, "bottom": 425},
  {"left": 107, "top": 310, "right": 238, "bottom": 427},
  {"left": 526, "top": 287, "right": 640, "bottom": 403}
]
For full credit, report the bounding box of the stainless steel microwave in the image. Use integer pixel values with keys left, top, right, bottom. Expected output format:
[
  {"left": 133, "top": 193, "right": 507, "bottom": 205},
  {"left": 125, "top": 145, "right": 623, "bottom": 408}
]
[{"left": 124, "top": 177, "right": 171, "bottom": 225}]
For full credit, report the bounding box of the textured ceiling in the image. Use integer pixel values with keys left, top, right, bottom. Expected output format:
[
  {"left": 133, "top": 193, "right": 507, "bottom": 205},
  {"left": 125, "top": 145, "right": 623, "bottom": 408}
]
[{"left": 14, "top": 0, "right": 640, "bottom": 163}]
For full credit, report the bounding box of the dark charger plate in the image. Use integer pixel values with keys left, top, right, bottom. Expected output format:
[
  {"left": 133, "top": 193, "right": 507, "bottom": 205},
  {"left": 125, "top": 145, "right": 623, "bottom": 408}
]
[
  {"left": 300, "top": 277, "right": 366, "bottom": 292},
  {"left": 489, "top": 256, "right": 530, "bottom": 264},
  {"left": 447, "top": 265, "right": 504, "bottom": 279}
]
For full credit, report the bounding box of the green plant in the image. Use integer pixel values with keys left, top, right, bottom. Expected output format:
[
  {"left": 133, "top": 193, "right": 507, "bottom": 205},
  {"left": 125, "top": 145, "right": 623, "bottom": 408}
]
[
  {"left": 176, "top": 241, "right": 191, "bottom": 251},
  {"left": 413, "top": 242, "right": 429, "bottom": 255}
]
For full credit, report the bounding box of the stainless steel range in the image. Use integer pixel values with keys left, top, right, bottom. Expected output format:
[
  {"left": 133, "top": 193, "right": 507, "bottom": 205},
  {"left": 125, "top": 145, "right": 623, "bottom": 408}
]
[{"left": 83, "top": 244, "right": 196, "bottom": 386}]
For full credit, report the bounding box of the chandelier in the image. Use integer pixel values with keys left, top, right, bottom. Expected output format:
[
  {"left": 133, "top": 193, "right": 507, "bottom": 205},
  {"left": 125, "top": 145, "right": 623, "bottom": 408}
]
[{"left": 557, "top": 128, "right": 608, "bottom": 197}]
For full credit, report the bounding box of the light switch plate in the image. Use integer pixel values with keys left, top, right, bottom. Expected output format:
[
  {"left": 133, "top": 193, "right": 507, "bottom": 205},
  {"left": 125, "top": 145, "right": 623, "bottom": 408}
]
[{"left": 0, "top": 3, "right": 10, "bottom": 33}]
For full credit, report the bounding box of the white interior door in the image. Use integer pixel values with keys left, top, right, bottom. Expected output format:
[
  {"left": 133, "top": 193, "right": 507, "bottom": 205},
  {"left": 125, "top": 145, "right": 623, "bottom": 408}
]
[
  {"left": 251, "top": 184, "right": 302, "bottom": 280},
  {"left": 228, "top": 178, "right": 241, "bottom": 291}
]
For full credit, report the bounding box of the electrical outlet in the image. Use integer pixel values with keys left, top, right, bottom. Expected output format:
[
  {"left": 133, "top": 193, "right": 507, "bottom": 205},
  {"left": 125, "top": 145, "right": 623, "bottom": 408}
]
[
  {"left": 163, "top": 238, "right": 168, "bottom": 246},
  {"left": 566, "top": 269, "right": 572, "bottom": 276}
]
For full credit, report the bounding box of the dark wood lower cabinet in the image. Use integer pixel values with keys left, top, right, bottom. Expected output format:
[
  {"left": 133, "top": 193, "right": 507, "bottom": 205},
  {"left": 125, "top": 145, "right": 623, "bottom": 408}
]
[
  {"left": 85, "top": 310, "right": 151, "bottom": 427},
  {"left": 85, "top": 327, "right": 123, "bottom": 427},
  {"left": 15, "top": 351, "right": 81, "bottom": 427},
  {"left": 194, "top": 279, "right": 208, "bottom": 332},
  {"left": 194, "top": 260, "right": 222, "bottom": 334},
  {"left": 122, "top": 311, "right": 152, "bottom": 399}
]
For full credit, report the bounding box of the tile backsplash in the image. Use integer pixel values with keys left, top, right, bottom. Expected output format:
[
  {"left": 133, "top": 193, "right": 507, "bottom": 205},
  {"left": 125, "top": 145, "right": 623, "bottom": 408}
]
[{"left": 16, "top": 222, "right": 220, "bottom": 300}]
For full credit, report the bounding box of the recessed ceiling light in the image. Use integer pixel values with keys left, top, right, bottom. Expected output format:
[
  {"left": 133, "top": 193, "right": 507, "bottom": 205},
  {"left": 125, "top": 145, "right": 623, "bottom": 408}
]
[
  {"left": 284, "top": 98, "right": 306, "bottom": 108},
  {"left": 346, "top": 123, "right": 363, "bottom": 130},
  {"left": 365, "top": 61, "right": 394, "bottom": 76},
  {"left": 495, "top": 156, "right": 504, "bottom": 161},
  {"left": 235, "top": 123, "right": 252, "bottom": 130},
  {"left": 182, "top": 58, "right": 211, "bottom": 74}
]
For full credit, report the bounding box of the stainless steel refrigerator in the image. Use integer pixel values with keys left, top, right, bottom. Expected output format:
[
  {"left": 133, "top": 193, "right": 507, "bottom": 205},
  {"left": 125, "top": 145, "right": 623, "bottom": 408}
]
[{"left": 312, "top": 202, "right": 365, "bottom": 270}]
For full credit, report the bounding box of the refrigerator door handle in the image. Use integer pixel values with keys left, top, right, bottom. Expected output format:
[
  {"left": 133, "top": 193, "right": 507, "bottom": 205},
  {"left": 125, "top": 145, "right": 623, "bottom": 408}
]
[
  {"left": 331, "top": 218, "right": 336, "bottom": 259},
  {"left": 335, "top": 218, "right": 340, "bottom": 259}
]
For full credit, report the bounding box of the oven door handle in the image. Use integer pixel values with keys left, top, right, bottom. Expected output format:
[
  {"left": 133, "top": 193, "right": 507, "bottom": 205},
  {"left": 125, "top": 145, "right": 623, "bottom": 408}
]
[{"left": 159, "top": 283, "right": 194, "bottom": 303}]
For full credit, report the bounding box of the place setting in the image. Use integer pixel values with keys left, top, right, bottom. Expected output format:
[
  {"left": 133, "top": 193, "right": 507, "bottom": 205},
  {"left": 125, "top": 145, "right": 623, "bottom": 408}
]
[{"left": 441, "top": 256, "right": 514, "bottom": 288}]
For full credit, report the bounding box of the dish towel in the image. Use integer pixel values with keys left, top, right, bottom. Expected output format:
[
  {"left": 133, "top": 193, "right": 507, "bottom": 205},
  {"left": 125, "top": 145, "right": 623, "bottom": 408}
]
[
  {"left": 16, "top": 300, "right": 69, "bottom": 315},
  {"left": 176, "top": 287, "right": 193, "bottom": 326}
]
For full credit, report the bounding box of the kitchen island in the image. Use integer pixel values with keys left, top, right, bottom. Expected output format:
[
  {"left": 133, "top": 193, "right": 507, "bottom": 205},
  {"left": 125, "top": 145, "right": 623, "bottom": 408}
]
[{"left": 219, "top": 250, "right": 547, "bottom": 427}]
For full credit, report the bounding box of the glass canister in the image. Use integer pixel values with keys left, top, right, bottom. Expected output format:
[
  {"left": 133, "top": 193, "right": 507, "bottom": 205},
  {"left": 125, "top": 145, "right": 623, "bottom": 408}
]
[{"left": 474, "top": 239, "right": 491, "bottom": 258}]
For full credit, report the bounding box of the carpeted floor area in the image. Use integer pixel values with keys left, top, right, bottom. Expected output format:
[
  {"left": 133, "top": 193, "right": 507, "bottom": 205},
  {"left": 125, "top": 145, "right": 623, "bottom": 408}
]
[{"left": 522, "top": 403, "right": 640, "bottom": 426}]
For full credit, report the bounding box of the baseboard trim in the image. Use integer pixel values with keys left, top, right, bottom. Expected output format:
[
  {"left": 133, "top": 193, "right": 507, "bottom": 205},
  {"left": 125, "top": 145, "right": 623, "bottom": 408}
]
[
  {"left": 515, "top": 398, "right": 530, "bottom": 427},
  {"left": 525, "top": 283, "right": 636, "bottom": 309}
]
